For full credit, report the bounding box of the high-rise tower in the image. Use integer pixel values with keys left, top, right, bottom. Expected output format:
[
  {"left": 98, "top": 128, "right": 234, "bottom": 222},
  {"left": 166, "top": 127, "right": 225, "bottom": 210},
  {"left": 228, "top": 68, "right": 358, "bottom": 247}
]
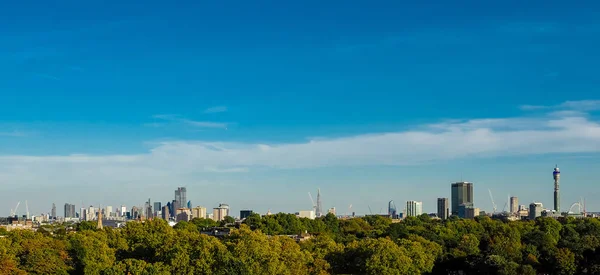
[
  {"left": 553, "top": 165, "right": 560, "bottom": 212},
  {"left": 316, "top": 188, "right": 323, "bottom": 217},
  {"left": 451, "top": 182, "right": 473, "bottom": 216}
]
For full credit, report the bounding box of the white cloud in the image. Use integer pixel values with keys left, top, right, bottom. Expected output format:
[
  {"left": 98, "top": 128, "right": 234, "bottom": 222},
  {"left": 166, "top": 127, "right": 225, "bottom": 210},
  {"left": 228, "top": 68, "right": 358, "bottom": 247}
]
[
  {"left": 204, "top": 106, "right": 228, "bottom": 113},
  {"left": 182, "top": 119, "right": 227, "bottom": 129},
  {"left": 151, "top": 114, "right": 227, "bottom": 129},
  {"left": 1, "top": 101, "right": 600, "bottom": 193},
  {"left": 520, "top": 99, "right": 600, "bottom": 112}
]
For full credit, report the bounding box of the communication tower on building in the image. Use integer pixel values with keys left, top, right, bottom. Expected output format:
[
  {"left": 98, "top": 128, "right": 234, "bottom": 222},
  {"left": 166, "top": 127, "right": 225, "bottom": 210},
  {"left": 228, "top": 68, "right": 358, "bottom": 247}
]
[{"left": 553, "top": 165, "right": 560, "bottom": 213}]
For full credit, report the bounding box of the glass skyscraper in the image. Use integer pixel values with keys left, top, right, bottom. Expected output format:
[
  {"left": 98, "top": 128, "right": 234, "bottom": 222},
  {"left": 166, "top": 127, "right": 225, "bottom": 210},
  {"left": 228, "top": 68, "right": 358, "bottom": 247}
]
[{"left": 451, "top": 182, "right": 473, "bottom": 216}]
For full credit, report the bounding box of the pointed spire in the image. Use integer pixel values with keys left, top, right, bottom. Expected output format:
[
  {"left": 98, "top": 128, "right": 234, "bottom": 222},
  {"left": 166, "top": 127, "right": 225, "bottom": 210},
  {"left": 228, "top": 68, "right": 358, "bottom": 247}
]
[{"left": 97, "top": 204, "right": 103, "bottom": 230}]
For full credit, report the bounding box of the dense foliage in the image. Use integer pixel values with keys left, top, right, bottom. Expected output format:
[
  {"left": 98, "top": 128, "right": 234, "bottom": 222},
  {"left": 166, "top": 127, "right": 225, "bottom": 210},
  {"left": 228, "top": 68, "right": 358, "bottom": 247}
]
[{"left": 2, "top": 214, "right": 600, "bottom": 274}]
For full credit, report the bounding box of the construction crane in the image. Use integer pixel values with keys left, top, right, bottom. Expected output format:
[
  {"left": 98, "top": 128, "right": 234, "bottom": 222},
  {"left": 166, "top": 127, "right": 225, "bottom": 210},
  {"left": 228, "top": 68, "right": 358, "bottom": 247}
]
[
  {"left": 10, "top": 201, "right": 21, "bottom": 217},
  {"left": 308, "top": 192, "right": 316, "bottom": 213},
  {"left": 348, "top": 204, "right": 353, "bottom": 217},
  {"left": 488, "top": 189, "right": 497, "bottom": 213},
  {"left": 25, "top": 200, "right": 30, "bottom": 220},
  {"left": 368, "top": 205, "right": 373, "bottom": 215}
]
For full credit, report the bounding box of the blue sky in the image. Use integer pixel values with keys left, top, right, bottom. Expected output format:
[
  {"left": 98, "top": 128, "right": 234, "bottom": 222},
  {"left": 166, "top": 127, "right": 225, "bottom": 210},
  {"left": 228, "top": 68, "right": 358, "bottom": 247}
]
[{"left": 1, "top": 1, "right": 600, "bottom": 217}]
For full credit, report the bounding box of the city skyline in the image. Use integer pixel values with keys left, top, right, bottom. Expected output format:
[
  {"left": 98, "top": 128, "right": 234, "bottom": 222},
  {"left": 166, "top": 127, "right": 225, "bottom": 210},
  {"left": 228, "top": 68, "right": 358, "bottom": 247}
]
[{"left": 1, "top": 1, "right": 600, "bottom": 215}]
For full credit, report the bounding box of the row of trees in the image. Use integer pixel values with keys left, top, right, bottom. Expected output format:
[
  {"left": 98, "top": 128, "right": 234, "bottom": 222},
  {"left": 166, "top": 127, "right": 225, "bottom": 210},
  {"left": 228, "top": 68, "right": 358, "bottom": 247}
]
[{"left": 2, "top": 213, "right": 600, "bottom": 274}]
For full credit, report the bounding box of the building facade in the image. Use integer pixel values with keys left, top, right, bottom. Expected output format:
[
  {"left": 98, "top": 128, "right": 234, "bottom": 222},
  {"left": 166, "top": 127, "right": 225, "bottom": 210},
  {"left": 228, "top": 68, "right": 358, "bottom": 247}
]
[
  {"left": 406, "top": 201, "right": 423, "bottom": 217},
  {"left": 64, "top": 203, "right": 76, "bottom": 218},
  {"left": 161, "top": 205, "right": 170, "bottom": 220},
  {"left": 451, "top": 182, "right": 474, "bottom": 216},
  {"left": 192, "top": 207, "right": 207, "bottom": 219},
  {"left": 240, "top": 210, "right": 253, "bottom": 219},
  {"left": 437, "top": 198, "right": 449, "bottom": 220},
  {"left": 529, "top": 202, "right": 543, "bottom": 220},
  {"left": 510, "top": 197, "right": 518, "bottom": 214},
  {"left": 212, "top": 204, "right": 229, "bottom": 221},
  {"left": 297, "top": 210, "right": 316, "bottom": 220}
]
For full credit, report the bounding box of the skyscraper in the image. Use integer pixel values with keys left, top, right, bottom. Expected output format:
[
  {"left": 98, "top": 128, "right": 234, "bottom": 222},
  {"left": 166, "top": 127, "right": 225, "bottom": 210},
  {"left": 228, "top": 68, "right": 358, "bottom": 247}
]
[
  {"left": 553, "top": 165, "right": 560, "bottom": 212},
  {"left": 529, "top": 202, "right": 543, "bottom": 220},
  {"left": 51, "top": 203, "right": 57, "bottom": 219},
  {"left": 406, "top": 201, "right": 423, "bottom": 217},
  {"left": 145, "top": 198, "right": 153, "bottom": 219},
  {"left": 154, "top": 202, "right": 162, "bottom": 217},
  {"left": 174, "top": 187, "right": 187, "bottom": 210},
  {"left": 451, "top": 182, "right": 473, "bottom": 216},
  {"left": 437, "top": 198, "right": 449, "bottom": 220},
  {"left": 64, "top": 203, "right": 76, "bottom": 218},
  {"left": 510, "top": 197, "right": 518, "bottom": 214},
  {"left": 316, "top": 188, "right": 323, "bottom": 217},
  {"left": 388, "top": 201, "right": 397, "bottom": 219},
  {"left": 162, "top": 205, "right": 171, "bottom": 220}
]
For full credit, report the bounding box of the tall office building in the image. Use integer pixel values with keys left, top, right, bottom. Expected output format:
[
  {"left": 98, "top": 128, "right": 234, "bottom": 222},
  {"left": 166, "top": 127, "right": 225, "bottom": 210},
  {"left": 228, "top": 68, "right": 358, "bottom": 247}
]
[
  {"left": 154, "top": 202, "right": 162, "bottom": 217},
  {"left": 106, "top": 206, "right": 113, "bottom": 218},
  {"left": 145, "top": 198, "right": 153, "bottom": 219},
  {"left": 88, "top": 206, "right": 96, "bottom": 220},
  {"left": 162, "top": 205, "right": 170, "bottom": 220},
  {"left": 451, "top": 182, "right": 474, "bottom": 216},
  {"left": 51, "top": 203, "right": 57, "bottom": 219},
  {"left": 64, "top": 203, "right": 76, "bottom": 218},
  {"left": 406, "top": 201, "right": 423, "bottom": 217},
  {"left": 529, "top": 202, "right": 543, "bottom": 220},
  {"left": 174, "top": 187, "right": 187, "bottom": 210},
  {"left": 81, "top": 208, "right": 87, "bottom": 221},
  {"left": 120, "top": 205, "right": 127, "bottom": 217},
  {"left": 510, "top": 197, "right": 518, "bottom": 214},
  {"left": 437, "top": 198, "right": 449, "bottom": 220}
]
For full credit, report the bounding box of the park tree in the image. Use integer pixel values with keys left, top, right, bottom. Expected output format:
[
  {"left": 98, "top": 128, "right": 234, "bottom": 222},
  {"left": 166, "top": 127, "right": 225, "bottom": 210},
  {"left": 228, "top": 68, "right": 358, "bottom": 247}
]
[{"left": 69, "top": 230, "right": 115, "bottom": 275}]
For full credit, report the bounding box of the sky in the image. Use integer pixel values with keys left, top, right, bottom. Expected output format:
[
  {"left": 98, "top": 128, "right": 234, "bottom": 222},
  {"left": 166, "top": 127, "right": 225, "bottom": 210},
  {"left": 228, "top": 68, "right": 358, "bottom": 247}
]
[{"left": 1, "top": 1, "right": 600, "bottom": 217}]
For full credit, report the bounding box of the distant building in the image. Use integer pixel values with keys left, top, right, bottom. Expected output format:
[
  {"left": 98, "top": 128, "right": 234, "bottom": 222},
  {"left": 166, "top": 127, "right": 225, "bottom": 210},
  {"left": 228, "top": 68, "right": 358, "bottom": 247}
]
[
  {"left": 240, "top": 210, "right": 253, "bottom": 220},
  {"left": 130, "top": 206, "right": 139, "bottom": 220},
  {"left": 297, "top": 210, "right": 316, "bottom": 220},
  {"left": 176, "top": 208, "right": 192, "bottom": 222},
  {"left": 437, "top": 198, "right": 449, "bottom": 220},
  {"left": 161, "top": 205, "right": 170, "bottom": 220},
  {"left": 451, "top": 182, "right": 473, "bottom": 216},
  {"left": 529, "top": 203, "right": 543, "bottom": 220},
  {"left": 510, "top": 197, "right": 518, "bottom": 214},
  {"left": 64, "top": 203, "right": 76, "bottom": 218},
  {"left": 458, "top": 203, "right": 474, "bottom": 218},
  {"left": 106, "top": 206, "right": 113, "bottom": 218},
  {"left": 174, "top": 187, "right": 187, "bottom": 212},
  {"left": 187, "top": 201, "right": 192, "bottom": 209},
  {"left": 120, "top": 205, "right": 127, "bottom": 218},
  {"left": 192, "top": 207, "right": 207, "bottom": 219},
  {"left": 153, "top": 202, "right": 162, "bottom": 217},
  {"left": 328, "top": 207, "right": 336, "bottom": 215},
  {"left": 212, "top": 204, "right": 229, "bottom": 221},
  {"left": 406, "top": 201, "right": 423, "bottom": 217},
  {"left": 51, "top": 203, "right": 57, "bottom": 219},
  {"left": 80, "top": 208, "right": 87, "bottom": 221}
]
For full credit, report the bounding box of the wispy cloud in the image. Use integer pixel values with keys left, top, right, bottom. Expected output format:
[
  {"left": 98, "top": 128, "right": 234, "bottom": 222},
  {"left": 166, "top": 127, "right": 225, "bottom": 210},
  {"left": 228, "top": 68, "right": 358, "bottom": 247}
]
[
  {"left": 2, "top": 100, "right": 600, "bottom": 192},
  {"left": 0, "top": 131, "right": 31, "bottom": 137},
  {"left": 150, "top": 114, "right": 228, "bottom": 129},
  {"left": 204, "top": 106, "right": 228, "bottom": 114},
  {"left": 520, "top": 100, "right": 600, "bottom": 112},
  {"left": 33, "top": 73, "right": 60, "bottom": 81}
]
